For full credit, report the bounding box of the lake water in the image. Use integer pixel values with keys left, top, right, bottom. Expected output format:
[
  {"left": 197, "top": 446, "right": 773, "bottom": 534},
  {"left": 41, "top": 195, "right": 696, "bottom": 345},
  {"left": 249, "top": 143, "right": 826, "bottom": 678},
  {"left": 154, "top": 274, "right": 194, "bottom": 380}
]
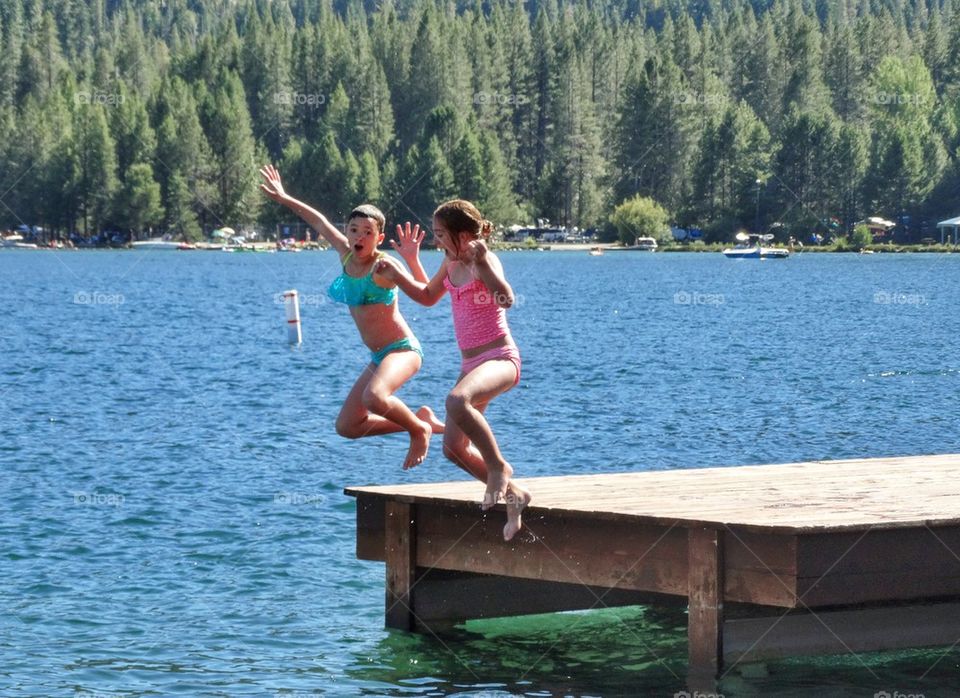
[{"left": 2, "top": 249, "right": 959, "bottom": 697}]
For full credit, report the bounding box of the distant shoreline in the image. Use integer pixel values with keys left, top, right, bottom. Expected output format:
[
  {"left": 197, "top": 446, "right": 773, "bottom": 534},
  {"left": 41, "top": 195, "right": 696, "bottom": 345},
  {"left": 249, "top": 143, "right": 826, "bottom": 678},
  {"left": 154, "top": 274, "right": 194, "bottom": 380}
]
[
  {"left": 493, "top": 241, "right": 960, "bottom": 253},
  {"left": 4, "top": 240, "right": 958, "bottom": 254}
]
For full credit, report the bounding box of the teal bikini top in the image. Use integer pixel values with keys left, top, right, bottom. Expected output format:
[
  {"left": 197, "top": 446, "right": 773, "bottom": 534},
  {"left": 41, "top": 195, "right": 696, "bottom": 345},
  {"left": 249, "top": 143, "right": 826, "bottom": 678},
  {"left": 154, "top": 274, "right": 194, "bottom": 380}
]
[{"left": 327, "top": 251, "right": 397, "bottom": 307}]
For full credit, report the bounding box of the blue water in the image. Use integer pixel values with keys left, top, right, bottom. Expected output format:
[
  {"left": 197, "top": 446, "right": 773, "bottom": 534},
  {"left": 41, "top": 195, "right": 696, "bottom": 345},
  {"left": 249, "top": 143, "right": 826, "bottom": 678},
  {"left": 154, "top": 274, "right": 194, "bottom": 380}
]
[{"left": 2, "top": 249, "right": 960, "bottom": 697}]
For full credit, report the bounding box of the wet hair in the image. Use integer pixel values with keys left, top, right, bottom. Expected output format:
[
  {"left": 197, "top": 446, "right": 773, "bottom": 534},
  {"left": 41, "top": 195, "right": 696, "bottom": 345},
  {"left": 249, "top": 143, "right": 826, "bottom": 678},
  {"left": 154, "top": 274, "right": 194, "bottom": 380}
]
[
  {"left": 348, "top": 204, "right": 386, "bottom": 235},
  {"left": 433, "top": 199, "right": 493, "bottom": 257}
]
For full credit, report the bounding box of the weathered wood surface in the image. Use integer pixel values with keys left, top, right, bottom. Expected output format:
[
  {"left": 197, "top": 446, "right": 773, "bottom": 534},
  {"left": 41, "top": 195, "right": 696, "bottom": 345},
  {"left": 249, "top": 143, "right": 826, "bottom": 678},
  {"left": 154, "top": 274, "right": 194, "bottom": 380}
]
[
  {"left": 724, "top": 602, "right": 960, "bottom": 662},
  {"left": 384, "top": 501, "right": 416, "bottom": 630},
  {"left": 347, "top": 453, "right": 960, "bottom": 533},
  {"left": 688, "top": 528, "right": 725, "bottom": 677}
]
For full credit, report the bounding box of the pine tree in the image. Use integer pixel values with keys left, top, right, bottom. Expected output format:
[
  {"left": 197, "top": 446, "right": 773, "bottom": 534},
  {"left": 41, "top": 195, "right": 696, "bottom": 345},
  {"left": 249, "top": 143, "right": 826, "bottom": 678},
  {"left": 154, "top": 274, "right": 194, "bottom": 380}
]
[
  {"left": 453, "top": 127, "right": 485, "bottom": 203},
  {"left": 769, "top": 106, "right": 843, "bottom": 233},
  {"left": 72, "top": 101, "right": 118, "bottom": 235},
  {"left": 0, "top": 9, "right": 22, "bottom": 107},
  {"left": 478, "top": 130, "right": 520, "bottom": 224},
  {"left": 356, "top": 150, "right": 382, "bottom": 204},
  {"left": 863, "top": 55, "right": 946, "bottom": 231},
  {"left": 114, "top": 162, "right": 164, "bottom": 237},
  {"left": 17, "top": 11, "right": 66, "bottom": 102},
  {"left": 692, "top": 101, "right": 771, "bottom": 234},
  {"left": 242, "top": 8, "right": 294, "bottom": 159},
  {"left": 165, "top": 171, "right": 203, "bottom": 241},
  {"left": 203, "top": 70, "right": 262, "bottom": 225},
  {"left": 154, "top": 77, "right": 217, "bottom": 233},
  {"left": 111, "top": 88, "right": 157, "bottom": 179}
]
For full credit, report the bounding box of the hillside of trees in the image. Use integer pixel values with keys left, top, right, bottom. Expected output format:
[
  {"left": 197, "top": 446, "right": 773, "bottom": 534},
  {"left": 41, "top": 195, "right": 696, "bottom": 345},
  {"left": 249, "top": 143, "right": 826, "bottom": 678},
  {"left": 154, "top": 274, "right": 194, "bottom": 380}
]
[{"left": 2, "top": 0, "right": 960, "bottom": 242}]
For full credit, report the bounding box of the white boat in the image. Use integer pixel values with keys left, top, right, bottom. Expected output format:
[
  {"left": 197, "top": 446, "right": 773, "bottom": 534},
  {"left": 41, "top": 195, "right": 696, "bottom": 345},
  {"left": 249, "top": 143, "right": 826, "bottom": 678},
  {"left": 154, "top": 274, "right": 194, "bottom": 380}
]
[
  {"left": 723, "top": 233, "right": 790, "bottom": 259},
  {"left": 0, "top": 235, "right": 38, "bottom": 249},
  {"left": 611, "top": 237, "right": 658, "bottom": 251},
  {"left": 131, "top": 238, "right": 182, "bottom": 250},
  {"left": 589, "top": 246, "right": 604, "bottom": 256}
]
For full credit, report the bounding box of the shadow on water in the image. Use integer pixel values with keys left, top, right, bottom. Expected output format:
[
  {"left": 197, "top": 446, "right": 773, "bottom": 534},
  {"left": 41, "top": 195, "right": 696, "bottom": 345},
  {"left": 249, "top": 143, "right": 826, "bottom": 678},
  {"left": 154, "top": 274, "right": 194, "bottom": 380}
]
[
  {"left": 344, "top": 602, "right": 960, "bottom": 697},
  {"left": 346, "top": 605, "right": 690, "bottom": 696}
]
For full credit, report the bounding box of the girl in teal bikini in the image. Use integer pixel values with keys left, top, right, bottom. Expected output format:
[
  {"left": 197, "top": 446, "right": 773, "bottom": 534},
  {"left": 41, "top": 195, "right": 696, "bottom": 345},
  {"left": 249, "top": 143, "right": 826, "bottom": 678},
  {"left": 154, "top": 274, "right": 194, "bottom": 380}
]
[{"left": 259, "top": 164, "right": 443, "bottom": 469}]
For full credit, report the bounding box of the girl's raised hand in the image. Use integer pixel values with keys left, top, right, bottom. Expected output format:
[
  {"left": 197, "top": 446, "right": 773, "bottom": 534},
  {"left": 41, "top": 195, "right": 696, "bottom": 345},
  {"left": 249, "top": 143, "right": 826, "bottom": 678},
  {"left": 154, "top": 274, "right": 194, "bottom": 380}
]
[
  {"left": 374, "top": 257, "right": 401, "bottom": 282},
  {"left": 462, "top": 239, "right": 489, "bottom": 266},
  {"left": 258, "top": 164, "right": 287, "bottom": 202},
  {"left": 391, "top": 222, "right": 424, "bottom": 262}
]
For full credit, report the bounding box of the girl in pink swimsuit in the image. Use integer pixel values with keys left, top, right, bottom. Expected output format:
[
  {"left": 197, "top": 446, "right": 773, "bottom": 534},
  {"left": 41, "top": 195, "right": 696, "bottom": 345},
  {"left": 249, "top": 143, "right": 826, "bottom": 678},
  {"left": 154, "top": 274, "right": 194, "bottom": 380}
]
[{"left": 376, "top": 200, "right": 531, "bottom": 541}]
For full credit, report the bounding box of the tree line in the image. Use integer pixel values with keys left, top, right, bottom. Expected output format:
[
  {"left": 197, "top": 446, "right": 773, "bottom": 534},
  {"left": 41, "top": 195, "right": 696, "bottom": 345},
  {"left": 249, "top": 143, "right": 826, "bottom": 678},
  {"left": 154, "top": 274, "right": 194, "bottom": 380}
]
[{"left": 2, "top": 0, "right": 960, "bottom": 243}]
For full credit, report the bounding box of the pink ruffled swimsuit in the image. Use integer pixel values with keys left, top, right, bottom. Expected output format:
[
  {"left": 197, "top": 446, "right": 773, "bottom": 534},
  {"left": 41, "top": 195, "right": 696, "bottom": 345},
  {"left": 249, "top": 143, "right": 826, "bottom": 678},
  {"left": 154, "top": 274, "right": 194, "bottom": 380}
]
[{"left": 444, "top": 273, "right": 521, "bottom": 384}]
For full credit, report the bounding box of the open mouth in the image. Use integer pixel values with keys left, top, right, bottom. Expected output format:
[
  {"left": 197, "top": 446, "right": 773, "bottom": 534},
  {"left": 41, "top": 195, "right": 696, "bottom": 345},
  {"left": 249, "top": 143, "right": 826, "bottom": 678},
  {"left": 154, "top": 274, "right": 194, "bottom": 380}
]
[{"left": 354, "top": 243, "right": 364, "bottom": 252}]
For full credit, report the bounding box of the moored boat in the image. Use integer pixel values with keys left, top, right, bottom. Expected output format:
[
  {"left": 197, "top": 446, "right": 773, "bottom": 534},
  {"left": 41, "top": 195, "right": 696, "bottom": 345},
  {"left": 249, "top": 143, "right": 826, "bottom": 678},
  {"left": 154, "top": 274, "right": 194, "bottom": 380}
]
[
  {"left": 723, "top": 233, "right": 790, "bottom": 259},
  {"left": 131, "top": 239, "right": 182, "bottom": 250}
]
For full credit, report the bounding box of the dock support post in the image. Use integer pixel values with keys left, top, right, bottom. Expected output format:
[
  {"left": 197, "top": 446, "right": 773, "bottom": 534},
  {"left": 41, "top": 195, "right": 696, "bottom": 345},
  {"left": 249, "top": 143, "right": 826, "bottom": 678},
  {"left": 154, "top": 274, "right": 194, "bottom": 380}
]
[
  {"left": 687, "top": 526, "right": 724, "bottom": 685},
  {"left": 385, "top": 501, "right": 417, "bottom": 630}
]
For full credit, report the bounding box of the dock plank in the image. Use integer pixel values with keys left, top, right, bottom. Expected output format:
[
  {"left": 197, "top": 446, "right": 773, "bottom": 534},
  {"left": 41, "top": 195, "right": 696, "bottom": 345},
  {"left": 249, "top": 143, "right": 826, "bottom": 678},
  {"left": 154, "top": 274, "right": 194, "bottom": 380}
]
[{"left": 346, "top": 454, "right": 960, "bottom": 532}]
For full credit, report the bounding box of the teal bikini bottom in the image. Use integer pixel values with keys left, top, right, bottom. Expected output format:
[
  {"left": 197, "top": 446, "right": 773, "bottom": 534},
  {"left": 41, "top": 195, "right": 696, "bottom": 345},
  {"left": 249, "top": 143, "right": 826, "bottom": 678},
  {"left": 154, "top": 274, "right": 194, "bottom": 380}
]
[{"left": 371, "top": 336, "right": 423, "bottom": 366}]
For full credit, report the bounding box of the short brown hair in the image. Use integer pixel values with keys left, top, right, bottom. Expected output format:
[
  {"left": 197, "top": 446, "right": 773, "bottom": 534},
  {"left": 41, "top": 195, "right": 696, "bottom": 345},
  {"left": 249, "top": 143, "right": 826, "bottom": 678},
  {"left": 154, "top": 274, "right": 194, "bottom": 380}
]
[{"left": 348, "top": 204, "right": 386, "bottom": 234}]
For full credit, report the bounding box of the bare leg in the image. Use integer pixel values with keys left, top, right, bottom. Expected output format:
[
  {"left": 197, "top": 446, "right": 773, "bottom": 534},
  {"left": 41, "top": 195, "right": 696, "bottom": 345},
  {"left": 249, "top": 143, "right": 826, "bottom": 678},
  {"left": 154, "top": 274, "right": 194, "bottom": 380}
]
[
  {"left": 442, "top": 368, "right": 530, "bottom": 541},
  {"left": 443, "top": 418, "right": 530, "bottom": 541},
  {"left": 334, "top": 353, "right": 433, "bottom": 469},
  {"left": 336, "top": 364, "right": 409, "bottom": 438},
  {"left": 445, "top": 360, "right": 518, "bottom": 509},
  {"left": 360, "top": 351, "right": 431, "bottom": 469}
]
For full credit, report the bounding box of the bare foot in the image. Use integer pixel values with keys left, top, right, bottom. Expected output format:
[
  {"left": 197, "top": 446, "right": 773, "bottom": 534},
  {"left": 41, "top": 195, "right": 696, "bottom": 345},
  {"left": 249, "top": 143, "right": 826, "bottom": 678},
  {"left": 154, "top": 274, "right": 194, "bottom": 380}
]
[
  {"left": 503, "top": 483, "right": 532, "bottom": 541},
  {"left": 415, "top": 405, "right": 445, "bottom": 435},
  {"left": 482, "top": 462, "right": 513, "bottom": 510},
  {"left": 402, "top": 420, "right": 432, "bottom": 470}
]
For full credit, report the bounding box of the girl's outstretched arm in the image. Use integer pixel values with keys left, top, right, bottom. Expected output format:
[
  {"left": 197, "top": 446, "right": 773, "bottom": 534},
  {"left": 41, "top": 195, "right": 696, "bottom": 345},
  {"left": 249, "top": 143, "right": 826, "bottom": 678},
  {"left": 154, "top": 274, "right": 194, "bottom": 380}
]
[
  {"left": 259, "top": 164, "right": 350, "bottom": 256},
  {"left": 376, "top": 255, "right": 448, "bottom": 306},
  {"left": 391, "top": 222, "right": 429, "bottom": 283},
  {"left": 464, "top": 241, "right": 514, "bottom": 308}
]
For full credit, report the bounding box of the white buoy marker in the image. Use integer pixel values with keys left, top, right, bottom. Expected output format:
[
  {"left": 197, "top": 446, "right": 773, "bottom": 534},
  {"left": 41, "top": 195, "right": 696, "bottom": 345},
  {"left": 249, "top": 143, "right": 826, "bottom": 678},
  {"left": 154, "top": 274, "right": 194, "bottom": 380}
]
[{"left": 283, "top": 289, "right": 302, "bottom": 344}]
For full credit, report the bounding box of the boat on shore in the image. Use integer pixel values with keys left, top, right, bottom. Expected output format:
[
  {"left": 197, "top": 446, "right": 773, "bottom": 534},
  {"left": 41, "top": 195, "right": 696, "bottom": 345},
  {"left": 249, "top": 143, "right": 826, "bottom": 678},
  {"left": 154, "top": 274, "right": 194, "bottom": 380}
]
[{"left": 723, "top": 233, "right": 790, "bottom": 259}]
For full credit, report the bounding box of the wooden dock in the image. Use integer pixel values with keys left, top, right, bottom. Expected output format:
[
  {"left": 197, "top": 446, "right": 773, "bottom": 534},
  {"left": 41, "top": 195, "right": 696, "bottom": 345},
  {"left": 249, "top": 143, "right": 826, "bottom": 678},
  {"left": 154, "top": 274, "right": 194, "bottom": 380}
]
[{"left": 346, "top": 454, "right": 960, "bottom": 682}]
